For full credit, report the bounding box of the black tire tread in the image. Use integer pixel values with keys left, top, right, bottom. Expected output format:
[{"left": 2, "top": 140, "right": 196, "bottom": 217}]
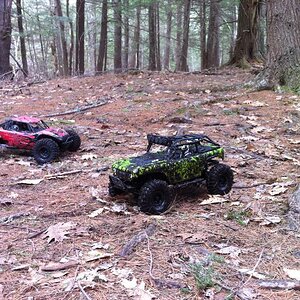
[
  {"left": 33, "top": 138, "right": 60, "bottom": 164},
  {"left": 207, "top": 163, "right": 233, "bottom": 195},
  {"left": 138, "top": 179, "right": 172, "bottom": 215},
  {"left": 66, "top": 129, "right": 81, "bottom": 152}
]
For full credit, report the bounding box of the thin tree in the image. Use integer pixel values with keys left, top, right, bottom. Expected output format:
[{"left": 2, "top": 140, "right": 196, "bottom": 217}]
[
  {"left": 148, "top": 2, "right": 157, "bottom": 70},
  {"left": 16, "top": 0, "right": 28, "bottom": 76},
  {"left": 259, "top": 0, "right": 300, "bottom": 90},
  {"left": 96, "top": 0, "right": 108, "bottom": 73},
  {"left": 123, "top": 0, "right": 129, "bottom": 70},
  {"left": 163, "top": 0, "right": 172, "bottom": 70},
  {"left": 113, "top": 0, "right": 122, "bottom": 73},
  {"left": 66, "top": 0, "right": 74, "bottom": 75},
  {"left": 75, "top": 0, "right": 85, "bottom": 75},
  {"left": 175, "top": 1, "right": 183, "bottom": 69},
  {"left": 177, "top": 0, "right": 191, "bottom": 71},
  {"left": 206, "top": 0, "right": 220, "bottom": 68},
  {"left": 155, "top": 2, "right": 161, "bottom": 71},
  {"left": 129, "top": 4, "right": 141, "bottom": 69},
  {"left": 55, "top": 0, "right": 68, "bottom": 76},
  {"left": 200, "top": 0, "right": 208, "bottom": 69},
  {"left": 0, "top": 0, "right": 13, "bottom": 77}
]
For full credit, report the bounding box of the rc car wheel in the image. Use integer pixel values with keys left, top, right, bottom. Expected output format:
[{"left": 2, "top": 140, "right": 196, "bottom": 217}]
[
  {"left": 66, "top": 129, "right": 81, "bottom": 152},
  {"left": 138, "top": 179, "right": 172, "bottom": 215},
  {"left": 207, "top": 163, "right": 233, "bottom": 195},
  {"left": 33, "top": 138, "right": 60, "bottom": 164},
  {"left": 108, "top": 183, "right": 123, "bottom": 197}
]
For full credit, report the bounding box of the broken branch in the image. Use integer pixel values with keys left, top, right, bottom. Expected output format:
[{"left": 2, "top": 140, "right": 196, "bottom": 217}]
[
  {"left": 258, "top": 280, "right": 300, "bottom": 290},
  {"left": 119, "top": 223, "right": 156, "bottom": 257},
  {"left": 41, "top": 261, "right": 80, "bottom": 272},
  {"left": 42, "top": 98, "right": 110, "bottom": 117}
]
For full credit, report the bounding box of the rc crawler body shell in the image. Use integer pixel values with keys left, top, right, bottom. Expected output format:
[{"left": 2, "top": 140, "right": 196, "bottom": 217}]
[
  {"left": 0, "top": 116, "right": 81, "bottom": 164},
  {"left": 109, "top": 134, "right": 234, "bottom": 214}
]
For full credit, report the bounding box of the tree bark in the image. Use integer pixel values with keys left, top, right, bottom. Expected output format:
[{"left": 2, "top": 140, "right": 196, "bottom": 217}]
[
  {"left": 75, "top": 0, "right": 85, "bottom": 75},
  {"left": 259, "top": 0, "right": 300, "bottom": 90},
  {"left": 155, "top": 2, "right": 161, "bottom": 71},
  {"left": 177, "top": 0, "right": 191, "bottom": 71},
  {"left": 16, "top": 0, "right": 28, "bottom": 76},
  {"left": 123, "top": 0, "right": 129, "bottom": 70},
  {"left": 0, "top": 0, "right": 13, "bottom": 77},
  {"left": 207, "top": 0, "right": 220, "bottom": 68},
  {"left": 66, "top": 0, "right": 74, "bottom": 75},
  {"left": 175, "top": 2, "right": 183, "bottom": 69},
  {"left": 148, "top": 3, "right": 157, "bottom": 70},
  {"left": 229, "top": 0, "right": 260, "bottom": 67},
  {"left": 200, "top": 0, "right": 208, "bottom": 69},
  {"left": 129, "top": 5, "right": 141, "bottom": 69},
  {"left": 163, "top": 0, "right": 172, "bottom": 70},
  {"left": 113, "top": 0, "right": 122, "bottom": 73},
  {"left": 55, "top": 0, "right": 68, "bottom": 76},
  {"left": 96, "top": 0, "right": 108, "bottom": 73}
]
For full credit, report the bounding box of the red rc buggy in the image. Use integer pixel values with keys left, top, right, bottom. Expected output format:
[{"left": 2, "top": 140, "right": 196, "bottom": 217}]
[{"left": 0, "top": 116, "right": 81, "bottom": 164}]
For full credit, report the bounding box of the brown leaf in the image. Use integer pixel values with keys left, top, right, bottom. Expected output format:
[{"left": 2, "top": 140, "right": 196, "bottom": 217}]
[{"left": 43, "top": 222, "right": 76, "bottom": 243}]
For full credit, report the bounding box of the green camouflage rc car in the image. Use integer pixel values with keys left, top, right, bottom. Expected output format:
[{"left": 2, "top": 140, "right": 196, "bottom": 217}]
[{"left": 109, "top": 133, "right": 233, "bottom": 214}]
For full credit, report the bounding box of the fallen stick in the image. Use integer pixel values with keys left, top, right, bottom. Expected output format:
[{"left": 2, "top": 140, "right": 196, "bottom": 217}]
[
  {"left": 44, "top": 169, "right": 83, "bottom": 179},
  {"left": 119, "top": 223, "right": 156, "bottom": 257},
  {"left": 78, "top": 282, "right": 93, "bottom": 300},
  {"left": 28, "top": 228, "right": 47, "bottom": 239},
  {"left": 41, "top": 261, "right": 80, "bottom": 272},
  {"left": 0, "top": 212, "right": 30, "bottom": 224},
  {"left": 42, "top": 98, "right": 110, "bottom": 118},
  {"left": 258, "top": 280, "right": 300, "bottom": 290}
]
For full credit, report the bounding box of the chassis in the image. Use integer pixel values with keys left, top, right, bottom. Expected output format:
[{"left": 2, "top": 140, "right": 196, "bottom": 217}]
[{"left": 109, "top": 133, "right": 234, "bottom": 214}]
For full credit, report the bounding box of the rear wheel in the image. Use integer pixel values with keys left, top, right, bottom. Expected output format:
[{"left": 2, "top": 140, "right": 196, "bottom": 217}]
[
  {"left": 66, "top": 129, "right": 81, "bottom": 152},
  {"left": 207, "top": 163, "right": 233, "bottom": 195},
  {"left": 108, "top": 183, "right": 123, "bottom": 197},
  {"left": 138, "top": 179, "right": 172, "bottom": 215},
  {"left": 33, "top": 138, "right": 60, "bottom": 164}
]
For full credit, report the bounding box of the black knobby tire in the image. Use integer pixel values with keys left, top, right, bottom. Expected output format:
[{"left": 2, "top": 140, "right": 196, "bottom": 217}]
[
  {"left": 207, "top": 163, "right": 234, "bottom": 195},
  {"left": 33, "top": 138, "right": 60, "bottom": 164},
  {"left": 66, "top": 129, "right": 81, "bottom": 152},
  {"left": 108, "top": 183, "right": 122, "bottom": 197},
  {"left": 138, "top": 179, "right": 172, "bottom": 215}
]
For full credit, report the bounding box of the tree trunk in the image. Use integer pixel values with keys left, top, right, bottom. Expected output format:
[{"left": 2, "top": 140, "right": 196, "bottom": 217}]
[
  {"left": 229, "top": 0, "right": 260, "bottom": 67},
  {"left": 0, "top": 0, "right": 13, "bottom": 77},
  {"left": 96, "top": 0, "right": 108, "bottom": 73},
  {"left": 163, "top": 0, "right": 172, "bottom": 70},
  {"left": 177, "top": 0, "right": 191, "bottom": 72},
  {"left": 123, "top": 0, "right": 129, "bottom": 70},
  {"left": 75, "top": 0, "right": 85, "bottom": 75},
  {"left": 200, "top": 0, "right": 208, "bottom": 69},
  {"left": 113, "top": 0, "right": 122, "bottom": 73},
  {"left": 55, "top": 0, "right": 68, "bottom": 76},
  {"left": 66, "top": 0, "right": 74, "bottom": 75},
  {"left": 16, "top": 0, "right": 28, "bottom": 76},
  {"left": 129, "top": 5, "right": 141, "bottom": 69},
  {"left": 155, "top": 2, "right": 161, "bottom": 71},
  {"left": 207, "top": 0, "right": 220, "bottom": 68},
  {"left": 148, "top": 3, "right": 157, "bottom": 70},
  {"left": 175, "top": 2, "right": 183, "bottom": 69},
  {"left": 259, "top": 0, "right": 300, "bottom": 90}
]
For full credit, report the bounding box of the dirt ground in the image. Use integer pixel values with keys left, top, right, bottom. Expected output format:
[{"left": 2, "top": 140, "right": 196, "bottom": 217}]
[{"left": 0, "top": 69, "right": 299, "bottom": 300}]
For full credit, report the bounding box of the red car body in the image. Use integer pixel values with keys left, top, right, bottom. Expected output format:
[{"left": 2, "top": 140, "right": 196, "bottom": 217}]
[{"left": 0, "top": 116, "right": 71, "bottom": 150}]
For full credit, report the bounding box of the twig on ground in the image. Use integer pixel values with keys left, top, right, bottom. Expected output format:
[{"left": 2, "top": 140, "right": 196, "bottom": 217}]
[
  {"left": 119, "top": 223, "right": 156, "bottom": 257},
  {"left": 42, "top": 98, "right": 110, "bottom": 117},
  {"left": 28, "top": 228, "right": 47, "bottom": 239},
  {"left": 258, "top": 280, "right": 300, "bottom": 290},
  {"left": 0, "top": 212, "right": 30, "bottom": 224},
  {"left": 41, "top": 261, "right": 80, "bottom": 272},
  {"left": 44, "top": 169, "right": 83, "bottom": 179},
  {"left": 78, "top": 282, "right": 93, "bottom": 300},
  {"left": 242, "top": 248, "right": 264, "bottom": 287}
]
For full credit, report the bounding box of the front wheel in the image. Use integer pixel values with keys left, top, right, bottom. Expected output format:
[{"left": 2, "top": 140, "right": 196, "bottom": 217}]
[
  {"left": 33, "top": 138, "right": 60, "bottom": 164},
  {"left": 138, "top": 179, "right": 172, "bottom": 215},
  {"left": 206, "top": 163, "right": 234, "bottom": 195},
  {"left": 66, "top": 129, "right": 81, "bottom": 152}
]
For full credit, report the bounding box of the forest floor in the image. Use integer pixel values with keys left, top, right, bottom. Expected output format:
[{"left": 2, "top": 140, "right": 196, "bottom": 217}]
[{"left": 0, "top": 68, "right": 299, "bottom": 300}]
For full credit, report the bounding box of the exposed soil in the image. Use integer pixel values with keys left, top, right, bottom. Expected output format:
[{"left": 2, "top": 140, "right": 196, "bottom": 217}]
[{"left": 0, "top": 69, "right": 299, "bottom": 300}]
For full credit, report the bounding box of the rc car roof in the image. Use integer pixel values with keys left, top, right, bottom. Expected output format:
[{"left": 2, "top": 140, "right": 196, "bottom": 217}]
[{"left": 10, "top": 116, "right": 41, "bottom": 124}]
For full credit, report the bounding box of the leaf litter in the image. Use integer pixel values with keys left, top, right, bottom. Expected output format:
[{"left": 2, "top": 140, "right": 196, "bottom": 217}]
[{"left": 0, "top": 70, "right": 299, "bottom": 299}]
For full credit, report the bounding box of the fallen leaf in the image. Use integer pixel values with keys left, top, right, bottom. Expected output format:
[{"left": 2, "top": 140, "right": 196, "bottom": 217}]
[
  {"left": 200, "top": 196, "right": 228, "bottom": 205},
  {"left": 259, "top": 216, "right": 281, "bottom": 226},
  {"left": 43, "top": 222, "right": 76, "bottom": 243},
  {"left": 237, "top": 287, "right": 257, "bottom": 300},
  {"left": 284, "top": 268, "right": 300, "bottom": 280},
  {"left": 216, "top": 246, "right": 241, "bottom": 258},
  {"left": 121, "top": 277, "right": 138, "bottom": 289},
  {"left": 84, "top": 250, "right": 113, "bottom": 262},
  {"left": 129, "top": 280, "right": 156, "bottom": 300},
  {"left": 81, "top": 153, "right": 98, "bottom": 160},
  {"left": 16, "top": 178, "right": 44, "bottom": 185},
  {"left": 269, "top": 185, "right": 288, "bottom": 196},
  {"left": 88, "top": 208, "right": 104, "bottom": 218}
]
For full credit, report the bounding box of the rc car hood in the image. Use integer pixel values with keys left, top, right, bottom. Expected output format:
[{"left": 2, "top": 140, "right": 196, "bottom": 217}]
[{"left": 42, "top": 127, "right": 69, "bottom": 137}]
